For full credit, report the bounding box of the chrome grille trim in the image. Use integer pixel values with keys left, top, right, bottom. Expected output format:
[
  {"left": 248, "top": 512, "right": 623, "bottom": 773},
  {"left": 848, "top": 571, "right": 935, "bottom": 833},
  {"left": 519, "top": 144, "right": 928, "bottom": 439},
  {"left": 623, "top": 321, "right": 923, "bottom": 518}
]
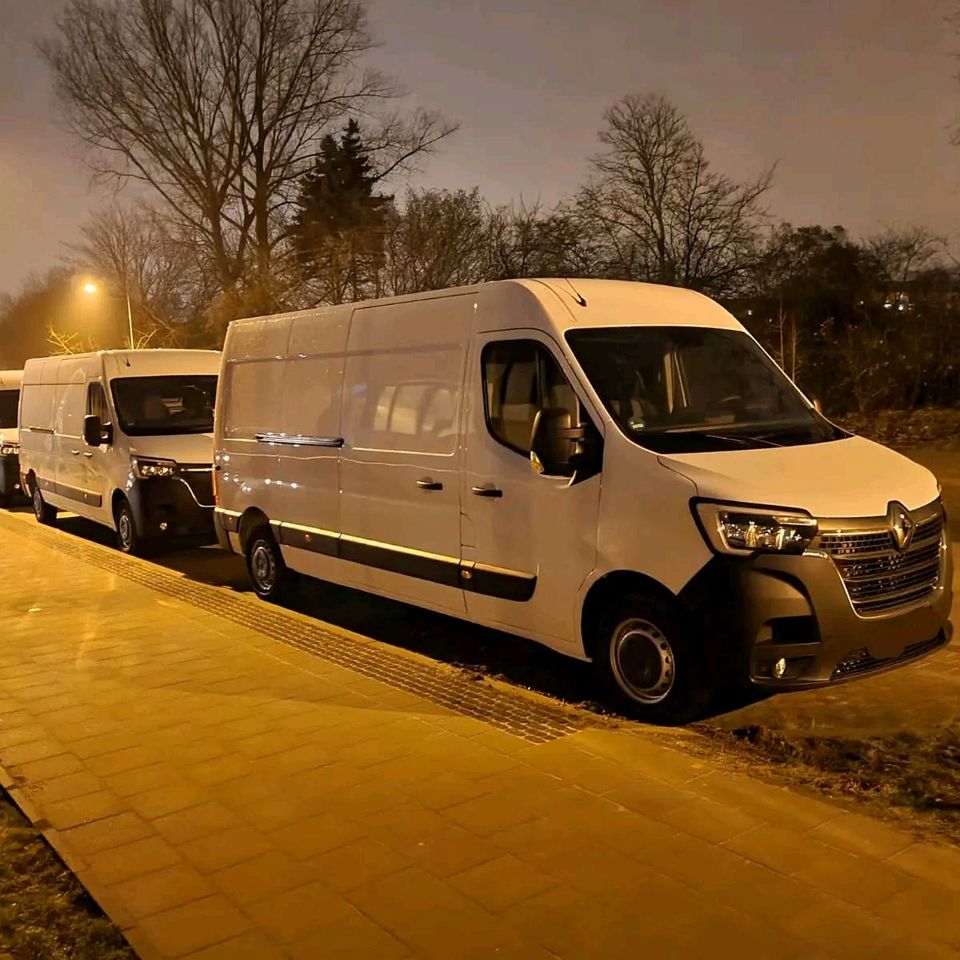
[{"left": 812, "top": 500, "right": 945, "bottom": 618}]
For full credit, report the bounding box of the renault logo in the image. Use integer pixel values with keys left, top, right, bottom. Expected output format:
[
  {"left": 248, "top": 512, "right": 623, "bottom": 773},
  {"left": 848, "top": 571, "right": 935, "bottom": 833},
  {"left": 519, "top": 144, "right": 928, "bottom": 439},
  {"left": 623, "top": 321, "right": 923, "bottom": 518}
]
[{"left": 887, "top": 501, "right": 915, "bottom": 552}]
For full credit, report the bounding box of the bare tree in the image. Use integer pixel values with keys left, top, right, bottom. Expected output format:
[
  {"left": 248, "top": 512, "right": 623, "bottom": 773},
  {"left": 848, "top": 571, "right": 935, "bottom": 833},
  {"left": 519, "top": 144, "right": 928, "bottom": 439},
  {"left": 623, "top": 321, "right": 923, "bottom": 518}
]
[
  {"left": 67, "top": 203, "right": 219, "bottom": 345},
  {"left": 866, "top": 226, "right": 946, "bottom": 285},
  {"left": 379, "top": 188, "right": 490, "bottom": 296},
  {"left": 41, "top": 0, "right": 456, "bottom": 315},
  {"left": 484, "top": 201, "right": 591, "bottom": 280},
  {"left": 576, "top": 94, "right": 772, "bottom": 295}
]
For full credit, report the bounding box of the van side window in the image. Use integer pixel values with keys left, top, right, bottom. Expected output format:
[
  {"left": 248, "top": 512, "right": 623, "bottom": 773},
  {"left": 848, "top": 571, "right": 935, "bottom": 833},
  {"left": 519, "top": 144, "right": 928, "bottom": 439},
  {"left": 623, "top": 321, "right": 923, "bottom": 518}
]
[
  {"left": 86, "top": 383, "right": 108, "bottom": 421},
  {"left": 482, "top": 340, "right": 579, "bottom": 455}
]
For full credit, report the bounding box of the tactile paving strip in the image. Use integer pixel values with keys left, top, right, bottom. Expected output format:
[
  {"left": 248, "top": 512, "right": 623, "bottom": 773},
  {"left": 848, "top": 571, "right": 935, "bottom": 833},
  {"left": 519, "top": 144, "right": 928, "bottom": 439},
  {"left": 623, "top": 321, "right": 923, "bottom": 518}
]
[{"left": 1, "top": 515, "right": 585, "bottom": 744}]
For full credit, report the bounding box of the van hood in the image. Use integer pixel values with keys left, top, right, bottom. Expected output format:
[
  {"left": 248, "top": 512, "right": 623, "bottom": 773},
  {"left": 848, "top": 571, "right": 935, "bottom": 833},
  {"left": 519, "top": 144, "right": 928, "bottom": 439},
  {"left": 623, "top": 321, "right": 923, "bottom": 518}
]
[
  {"left": 127, "top": 432, "right": 213, "bottom": 466},
  {"left": 0, "top": 427, "right": 19, "bottom": 447},
  {"left": 658, "top": 435, "right": 939, "bottom": 518}
]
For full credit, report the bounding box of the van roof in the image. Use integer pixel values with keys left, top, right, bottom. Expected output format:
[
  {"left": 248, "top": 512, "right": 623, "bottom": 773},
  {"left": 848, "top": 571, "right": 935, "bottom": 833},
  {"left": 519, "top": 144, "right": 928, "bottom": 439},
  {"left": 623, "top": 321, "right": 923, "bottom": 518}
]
[{"left": 231, "top": 278, "right": 738, "bottom": 332}]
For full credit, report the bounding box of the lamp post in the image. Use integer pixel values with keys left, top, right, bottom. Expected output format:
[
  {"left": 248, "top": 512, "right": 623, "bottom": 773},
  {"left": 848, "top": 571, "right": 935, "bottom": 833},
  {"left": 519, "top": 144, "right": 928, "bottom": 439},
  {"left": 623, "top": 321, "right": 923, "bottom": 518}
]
[{"left": 82, "top": 279, "right": 135, "bottom": 349}]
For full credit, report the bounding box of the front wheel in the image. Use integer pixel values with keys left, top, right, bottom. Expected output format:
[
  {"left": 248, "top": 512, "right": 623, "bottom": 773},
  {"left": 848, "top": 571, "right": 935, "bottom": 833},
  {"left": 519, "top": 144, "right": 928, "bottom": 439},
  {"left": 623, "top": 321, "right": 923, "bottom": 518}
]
[
  {"left": 32, "top": 483, "right": 58, "bottom": 525},
  {"left": 593, "top": 591, "right": 714, "bottom": 725},
  {"left": 245, "top": 527, "right": 299, "bottom": 603},
  {"left": 115, "top": 497, "right": 148, "bottom": 556}
]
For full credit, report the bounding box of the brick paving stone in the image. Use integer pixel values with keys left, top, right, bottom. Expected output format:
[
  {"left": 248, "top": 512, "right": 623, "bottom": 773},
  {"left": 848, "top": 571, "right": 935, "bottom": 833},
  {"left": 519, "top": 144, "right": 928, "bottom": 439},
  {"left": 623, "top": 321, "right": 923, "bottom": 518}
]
[
  {"left": 109, "top": 862, "right": 216, "bottom": 920},
  {"left": 179, "top": 825, "right": 274, "bottom": 874},
  {"left": 310, "top": 836, "right": 410, "bottom": 893},
  {"left": 885, "top": 842, "right": 960, "bottom": 893},
  {"left": 182, "top": 931, "right": 289, "bottom": 960},
  {"left": 27, "top": 769, "right": 104, "bottom": 804},
  {"left": 211, "top": 850, "right": 316, "bottom": 906},
  {"left": 268, "top": 812, "right": 368, "bottom": 860},
  {"left": 127, "top": 784, "right": 210, "bottom": 821},
  {"left": 135, "top": 894, "right": 253, "bottom": 958},
  {"left": 44, "top": 789, "right": 127, "bottom": 830},
  {"left": 287, "top": 912, "right": 411, "bottom": 960},
  {"left": 152, "top": 801, "right": 243, "bottom": 846},
  {"left": 244, "top": 879, "right": 356, "bottom": 944},
  {"left": 87, "top": 836, "right": 183, "bottom": 886},
  {"left": 446, "top": 854, "right": 558, "bottom": 913},
  {"left": 56, "top": 811, "right": 154, "bottom": 857},
  {"left": 809, "top": 812, "right": 915, "bottom": 860}
]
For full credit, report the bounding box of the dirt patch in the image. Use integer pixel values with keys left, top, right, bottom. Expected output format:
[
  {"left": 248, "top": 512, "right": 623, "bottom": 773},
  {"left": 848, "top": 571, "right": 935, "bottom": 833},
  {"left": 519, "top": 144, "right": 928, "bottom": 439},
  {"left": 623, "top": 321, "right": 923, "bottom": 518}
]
[
  {"left": 0, "top": 788, "right": 134, "bottom": 960},
  {"left": 687, "top": 721, "right": 960, "bottom": 845},
  {"left": 836, "top": 407, "right": 960, "bottom": 449}
]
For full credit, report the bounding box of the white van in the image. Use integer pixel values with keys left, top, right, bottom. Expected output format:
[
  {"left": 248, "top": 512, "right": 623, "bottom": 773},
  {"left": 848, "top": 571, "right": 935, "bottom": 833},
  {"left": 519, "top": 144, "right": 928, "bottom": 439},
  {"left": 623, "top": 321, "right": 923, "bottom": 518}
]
[
  {"left": 0, "top": 370, "right": 23, "bottom": 506},
  {"left": 19, "top": 350, "right": 220, "bottom": 554},
  {"left": 213, "top": 280, "right": 952, "bottom": 721}
]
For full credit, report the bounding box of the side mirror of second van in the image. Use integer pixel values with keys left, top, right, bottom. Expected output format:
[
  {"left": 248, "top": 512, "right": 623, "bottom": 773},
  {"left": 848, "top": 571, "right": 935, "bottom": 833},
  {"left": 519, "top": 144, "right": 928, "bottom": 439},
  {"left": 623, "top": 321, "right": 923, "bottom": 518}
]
[{"left": 83, "top": 414, "right": 112, "bottom": 448}]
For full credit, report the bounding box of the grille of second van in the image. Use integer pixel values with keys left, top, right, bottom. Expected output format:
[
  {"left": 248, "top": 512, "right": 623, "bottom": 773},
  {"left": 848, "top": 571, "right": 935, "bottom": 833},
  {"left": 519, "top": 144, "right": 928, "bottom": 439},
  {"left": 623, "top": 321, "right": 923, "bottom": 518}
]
[{"left": 817, "top": 513, "right": 944, "bottom": 616}]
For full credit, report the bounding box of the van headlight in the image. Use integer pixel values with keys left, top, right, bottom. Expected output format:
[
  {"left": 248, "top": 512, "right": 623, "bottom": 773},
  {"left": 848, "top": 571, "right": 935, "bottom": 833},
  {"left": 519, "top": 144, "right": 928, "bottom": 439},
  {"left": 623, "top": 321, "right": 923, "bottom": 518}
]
[
  {"left": 132, "top": 456, "right": 178, "bottom": 479},
  {"left": 694, "top": 502, "right": 818, "bottom": 556},
  {"left": 0, "top": 443, "right": 19, "bottom": 456}
]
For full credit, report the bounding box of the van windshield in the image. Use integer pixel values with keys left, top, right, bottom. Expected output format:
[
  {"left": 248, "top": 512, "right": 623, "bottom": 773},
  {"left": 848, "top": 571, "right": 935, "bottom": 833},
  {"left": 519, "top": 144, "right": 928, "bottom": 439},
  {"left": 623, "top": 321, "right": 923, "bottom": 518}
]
[
  {"left": 565, "top": 326, "right": 844, "bottom": 454},
  {"left": 110, "top": 375, "right": 217, "bottom": 437},
  {"left": 0, "top": 390, "right": 18, "bottom": 429}
]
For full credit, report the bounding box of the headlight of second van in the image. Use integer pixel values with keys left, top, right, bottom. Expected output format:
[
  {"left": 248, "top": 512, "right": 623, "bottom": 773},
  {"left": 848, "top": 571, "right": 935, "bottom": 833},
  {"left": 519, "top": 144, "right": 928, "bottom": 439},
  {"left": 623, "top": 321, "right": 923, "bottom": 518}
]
[
  {"left": 132, "top": 456, "right": 179, "bottom": 479},
  {"left": 694, "top": 502, "right": 818, "bottom": 556}
]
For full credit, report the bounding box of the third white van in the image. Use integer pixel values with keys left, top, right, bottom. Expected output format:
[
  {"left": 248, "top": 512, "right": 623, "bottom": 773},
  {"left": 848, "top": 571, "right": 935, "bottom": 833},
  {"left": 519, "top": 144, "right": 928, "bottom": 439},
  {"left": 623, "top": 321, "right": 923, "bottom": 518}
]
[
  {"left": 20, "top": 349, "right": 220, "bottom": 554},
  {"left": 213, "top": 280, "right": 952, "bottom": 722}
]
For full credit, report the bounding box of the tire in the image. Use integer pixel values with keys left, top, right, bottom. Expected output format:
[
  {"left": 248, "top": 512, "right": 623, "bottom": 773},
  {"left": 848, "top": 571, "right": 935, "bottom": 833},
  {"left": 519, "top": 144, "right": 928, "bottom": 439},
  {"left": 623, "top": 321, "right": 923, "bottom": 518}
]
[
  {"left": 245, "top": 527, "right": 299, "bottom": 603},
  {"left": 114, "top": 497, "right": 147, "bottom": 556},
  {"left": 32, "top": 483, "right": 58, "bottom": 525},
  {"left": 593, "top": 590, "right": 714, "bottom": 725}
]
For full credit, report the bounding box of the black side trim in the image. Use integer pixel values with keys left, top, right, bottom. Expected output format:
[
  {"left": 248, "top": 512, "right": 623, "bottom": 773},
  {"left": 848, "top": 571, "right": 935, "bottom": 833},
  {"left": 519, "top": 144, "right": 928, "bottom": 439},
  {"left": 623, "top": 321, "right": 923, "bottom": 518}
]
[
  {"left": 38, "top": 476, "right": 102, "bottom": 508},
  {"left": 278, "top": 523, "right": 339, "bottom": 557},
  {"left": 341, "top": 537, "right": 462, "bottom": 588},
  {"left": 462, "top": 562, "right": 537, "bottom": 601},
  {"left": 268, "top": 519, "right": 537, "bottom": 600}
]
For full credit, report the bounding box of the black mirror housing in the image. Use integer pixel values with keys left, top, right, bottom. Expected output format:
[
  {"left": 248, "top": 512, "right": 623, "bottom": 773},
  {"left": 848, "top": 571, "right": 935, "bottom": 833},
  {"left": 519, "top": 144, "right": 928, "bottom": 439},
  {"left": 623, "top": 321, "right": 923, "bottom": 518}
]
[
  {"left": 83, "top": 414, "right": 111, "bottom": 447},
  {"left": 530, "top": 408, "right": 580, "bottom": 478}
]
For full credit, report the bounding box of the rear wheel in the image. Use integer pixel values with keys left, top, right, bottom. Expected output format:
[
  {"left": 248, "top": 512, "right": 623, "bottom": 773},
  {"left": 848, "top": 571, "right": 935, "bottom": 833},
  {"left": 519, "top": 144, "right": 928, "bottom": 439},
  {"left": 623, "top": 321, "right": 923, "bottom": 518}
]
[
  {"left": 32, "top": 483, "right": 57, "bottom": 525},
  {"left": 245, "top": 527, "right": 299, "bottom": 603},
  {"left": 593, "top": 590, "right": 714, "bottom": 725}
]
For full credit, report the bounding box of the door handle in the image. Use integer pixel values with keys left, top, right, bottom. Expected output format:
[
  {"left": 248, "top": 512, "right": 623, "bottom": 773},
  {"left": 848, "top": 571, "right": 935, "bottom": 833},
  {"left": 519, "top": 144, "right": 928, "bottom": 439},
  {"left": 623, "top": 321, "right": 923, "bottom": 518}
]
[
  {"left": 416, "top": 478, "right": 443, "bottom": 491},
  {"left": 70, "top": 449, "right": 80, "bottom": 455},
  {"left": 471, "top": 484, "right": 503, "bottom": 498},
  {"left": 82, "top": 452, "right": 93, "bottom": 458}
]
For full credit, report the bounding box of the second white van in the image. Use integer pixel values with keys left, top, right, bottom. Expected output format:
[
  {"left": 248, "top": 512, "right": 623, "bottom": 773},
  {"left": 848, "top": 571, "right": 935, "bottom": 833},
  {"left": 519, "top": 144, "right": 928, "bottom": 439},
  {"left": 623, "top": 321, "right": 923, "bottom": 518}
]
[
  {"left": 0, "top": 370, "right": 23, "bottom": 506},
  {"left": 19, "top": 350, "right": 220, "bottom": 553},
  {"left": 213, "top": 279, "right": 952, "bottom": 722}
]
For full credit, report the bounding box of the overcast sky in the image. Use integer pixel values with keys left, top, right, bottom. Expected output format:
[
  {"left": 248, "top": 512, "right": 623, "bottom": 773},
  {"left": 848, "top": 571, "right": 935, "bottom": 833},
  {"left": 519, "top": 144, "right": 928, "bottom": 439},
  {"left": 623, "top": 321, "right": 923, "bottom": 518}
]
[{"left": 1, "top": 0, "right": 958, "bottom": 297}]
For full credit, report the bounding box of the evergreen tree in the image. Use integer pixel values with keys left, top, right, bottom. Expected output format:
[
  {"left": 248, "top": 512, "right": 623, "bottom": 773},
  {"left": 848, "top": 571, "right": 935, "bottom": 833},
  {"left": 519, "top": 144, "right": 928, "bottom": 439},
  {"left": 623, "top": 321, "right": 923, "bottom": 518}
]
[{"left": 293, "top": 119, "right": 394, "bottom": 303}]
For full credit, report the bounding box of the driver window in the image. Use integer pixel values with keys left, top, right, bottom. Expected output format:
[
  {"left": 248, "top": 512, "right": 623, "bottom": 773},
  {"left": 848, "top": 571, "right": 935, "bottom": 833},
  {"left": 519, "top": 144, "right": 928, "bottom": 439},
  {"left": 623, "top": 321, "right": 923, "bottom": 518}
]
[
  {"left": 482, "top": 340, "right": 579, "bottom": 455},
  {"left": 86, "top": 382, "right": 108, "bottom": 421}
]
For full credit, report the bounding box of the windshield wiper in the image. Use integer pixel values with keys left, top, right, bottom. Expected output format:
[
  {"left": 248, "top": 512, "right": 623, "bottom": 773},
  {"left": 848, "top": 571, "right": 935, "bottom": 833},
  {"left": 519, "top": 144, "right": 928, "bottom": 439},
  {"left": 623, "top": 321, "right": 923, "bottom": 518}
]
[{"left": 700, "top": 433, "right": 783, "bottom": 448}]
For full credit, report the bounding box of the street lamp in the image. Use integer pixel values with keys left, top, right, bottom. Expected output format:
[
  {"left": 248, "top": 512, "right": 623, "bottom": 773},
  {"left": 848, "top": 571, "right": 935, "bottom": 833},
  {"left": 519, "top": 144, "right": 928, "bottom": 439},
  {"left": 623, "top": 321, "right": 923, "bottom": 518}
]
[{"left": 81, "top": 279, "right": 136, "bottom": 350}]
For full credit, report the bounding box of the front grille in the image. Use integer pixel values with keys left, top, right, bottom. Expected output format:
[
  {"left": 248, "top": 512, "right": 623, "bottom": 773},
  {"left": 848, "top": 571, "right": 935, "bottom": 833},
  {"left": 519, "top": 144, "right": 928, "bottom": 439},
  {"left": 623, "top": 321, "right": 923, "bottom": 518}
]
[
  {"left": 817, "top": 510, "right": 944, "bottom": 616},
  {"left": 832, "top": 633, "right": 947, "bottom": 680}
]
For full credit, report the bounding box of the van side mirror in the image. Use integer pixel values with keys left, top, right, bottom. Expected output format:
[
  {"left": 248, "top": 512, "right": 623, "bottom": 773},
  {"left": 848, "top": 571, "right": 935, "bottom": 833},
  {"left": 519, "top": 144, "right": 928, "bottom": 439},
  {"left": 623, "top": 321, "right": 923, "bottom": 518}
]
[
  {"left": 83, "top": 414, "right": 112, "bottom": 447},
  {"left": 530, "top": 407, "right": 601, "bottom": 480},
  {"left": 812, "top": 398, "right": 823, "bottom": 414}
]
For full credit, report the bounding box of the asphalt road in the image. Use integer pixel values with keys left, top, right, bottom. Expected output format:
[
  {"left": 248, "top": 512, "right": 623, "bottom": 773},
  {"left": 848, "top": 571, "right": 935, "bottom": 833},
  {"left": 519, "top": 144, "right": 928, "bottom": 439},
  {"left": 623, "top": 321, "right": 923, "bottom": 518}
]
[{"left": 4, "top": 445, "right": 959, "bottom": 739}]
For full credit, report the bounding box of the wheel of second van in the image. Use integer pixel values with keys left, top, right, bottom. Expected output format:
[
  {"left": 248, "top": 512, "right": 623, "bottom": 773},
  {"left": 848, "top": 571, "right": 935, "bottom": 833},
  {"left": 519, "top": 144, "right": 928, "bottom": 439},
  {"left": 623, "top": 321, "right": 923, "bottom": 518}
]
[
  {"left": 32, "top": 484, "right": 58, "bottom": 525},
  {"left": 245, "top": 528, "right": 299, "bottom": 603},
  {"left": 114, "top": 497, "right": 147, "bottom": 556},
  {"left": 595, "top": 591, "right": 713, "bottom": 725}
]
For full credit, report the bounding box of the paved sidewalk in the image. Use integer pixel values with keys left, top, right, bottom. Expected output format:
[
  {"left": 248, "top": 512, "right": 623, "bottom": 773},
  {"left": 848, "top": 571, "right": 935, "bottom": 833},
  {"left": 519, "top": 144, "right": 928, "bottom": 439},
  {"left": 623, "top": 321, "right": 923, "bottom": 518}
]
[{"left": 1, "top": 513, "right": 960, "bottom": 959}]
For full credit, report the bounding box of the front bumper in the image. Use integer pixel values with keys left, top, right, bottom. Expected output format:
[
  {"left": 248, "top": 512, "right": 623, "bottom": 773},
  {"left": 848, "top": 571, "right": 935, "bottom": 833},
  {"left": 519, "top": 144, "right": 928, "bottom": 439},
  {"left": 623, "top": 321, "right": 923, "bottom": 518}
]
[
  {"left": 1, "top": 453, "right": 22, "bottom": 498},
  {"left": 679, "top": 538, "right": 953, "bottom": 691},
  {"left": 128, "top": 473, "right": 215, "bottom": 544}
]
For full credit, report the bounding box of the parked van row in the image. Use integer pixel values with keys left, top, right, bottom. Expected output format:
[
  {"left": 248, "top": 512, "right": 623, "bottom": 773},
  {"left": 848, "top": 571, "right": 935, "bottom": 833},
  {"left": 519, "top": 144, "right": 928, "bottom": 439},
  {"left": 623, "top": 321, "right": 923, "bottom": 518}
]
[{"left": 2, "top": 279, "right": 954, "bottom": 721}]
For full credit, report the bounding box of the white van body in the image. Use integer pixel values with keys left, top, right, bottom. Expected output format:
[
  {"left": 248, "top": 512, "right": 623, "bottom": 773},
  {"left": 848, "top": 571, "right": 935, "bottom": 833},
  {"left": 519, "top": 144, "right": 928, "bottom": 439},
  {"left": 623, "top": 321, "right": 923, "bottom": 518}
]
[
  {"left": 19, "top": 350, "right": 220, "bottom": 551},
  {"left": 0, "top": 369, "right": 23, "bottom": 503},
  {"left": 213, "top": 280, "right": 952, "bottom": 720}
]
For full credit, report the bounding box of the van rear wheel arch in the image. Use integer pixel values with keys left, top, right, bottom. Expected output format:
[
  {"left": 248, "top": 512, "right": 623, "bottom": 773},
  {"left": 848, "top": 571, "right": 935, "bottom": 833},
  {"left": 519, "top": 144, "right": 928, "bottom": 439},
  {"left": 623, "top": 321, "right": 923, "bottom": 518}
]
[{"left": 237, "top": 508, "right": 271, "bottom": 553}]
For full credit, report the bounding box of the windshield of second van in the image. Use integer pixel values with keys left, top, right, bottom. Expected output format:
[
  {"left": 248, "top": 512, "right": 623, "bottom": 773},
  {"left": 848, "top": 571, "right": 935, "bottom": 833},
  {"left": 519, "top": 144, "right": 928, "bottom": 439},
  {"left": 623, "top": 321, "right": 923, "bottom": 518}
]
[
  {"left": 566, "top": 326, "right": 844, "bottom": 453},
  {"left": 0, "top": 390, "right": 18, "bottom": 429},
  {"left": 110, "top": 375, "right": 217, "bottom": 436}
]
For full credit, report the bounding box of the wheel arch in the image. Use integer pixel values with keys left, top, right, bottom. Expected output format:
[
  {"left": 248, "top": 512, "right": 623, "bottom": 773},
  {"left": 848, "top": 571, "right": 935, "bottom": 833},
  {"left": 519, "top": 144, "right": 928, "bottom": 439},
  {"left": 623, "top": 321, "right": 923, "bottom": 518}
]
[
  {"left": 580, "top": 570, "right": 677, "bottom": 662},
  {"left": 237, "top": 507, "right": 271, "bottom": 551}
]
